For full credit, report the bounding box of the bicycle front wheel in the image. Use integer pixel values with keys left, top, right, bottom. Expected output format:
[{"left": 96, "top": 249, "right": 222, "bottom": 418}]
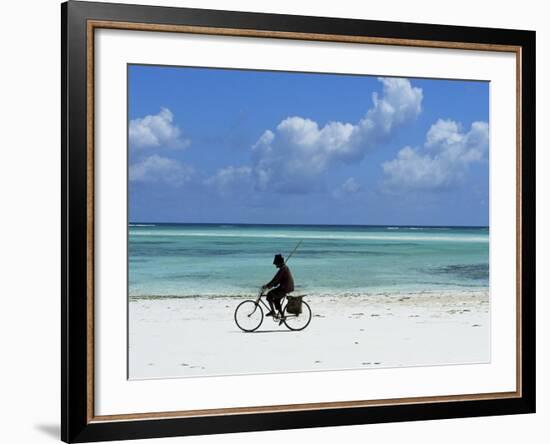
[
  {"left": 234, "top": 300, "right": 264, "bottom": 332},
  {"left": 283, "top": 300, "right": 312, "bottom": 331}
]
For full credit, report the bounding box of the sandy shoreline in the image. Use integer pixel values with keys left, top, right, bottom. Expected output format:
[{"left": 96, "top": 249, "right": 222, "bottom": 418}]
[{"left": 129, "top": 290, "right": 490, "bottom": 379}]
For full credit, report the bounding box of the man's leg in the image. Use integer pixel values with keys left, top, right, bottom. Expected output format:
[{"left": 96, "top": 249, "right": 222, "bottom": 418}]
[
  {"left": 272, "top": 289, "right": 285, "bottom": 316},
  {"left": 266, "top": 290, "right": 276, "bottom": 315},
  {"left": 266, "top": 288, "right": 284, "bottom": 316}
]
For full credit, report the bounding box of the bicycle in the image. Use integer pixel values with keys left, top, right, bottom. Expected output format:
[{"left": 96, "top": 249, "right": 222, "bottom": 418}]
[{"left": 234, "top": 287, "right": 312, "bottom": 332}]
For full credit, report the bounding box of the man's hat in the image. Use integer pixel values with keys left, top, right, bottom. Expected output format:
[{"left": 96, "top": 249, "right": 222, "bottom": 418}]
[{"left": 273, "top": 254, "right": 285, "bottom": 265}]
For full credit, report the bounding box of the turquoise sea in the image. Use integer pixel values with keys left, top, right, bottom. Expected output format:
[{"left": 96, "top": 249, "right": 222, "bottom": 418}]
[{"left": 128, "top": 224, "right": 489, "bottom": 298}]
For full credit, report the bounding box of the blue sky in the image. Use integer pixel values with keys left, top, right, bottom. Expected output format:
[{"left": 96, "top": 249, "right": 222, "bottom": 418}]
[{"left": 128, "top": 65, "right": 489, "bottom": 226}]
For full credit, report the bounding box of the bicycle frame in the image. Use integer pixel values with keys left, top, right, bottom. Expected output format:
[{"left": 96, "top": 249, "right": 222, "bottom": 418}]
[
  {"left": 234, "top": 287, "right": 311, "bottom": 333},
  {"left": 254, "top": 288, "right": 295, "bottom": 318},
  {"left": 255, "top": 288, "right": 276, "bottom": 312}
]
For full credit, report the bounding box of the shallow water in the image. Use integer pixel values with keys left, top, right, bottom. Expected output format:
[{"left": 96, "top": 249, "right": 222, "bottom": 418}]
[{"left": 128, "top": 223, "right": 489, "bottom": 297}]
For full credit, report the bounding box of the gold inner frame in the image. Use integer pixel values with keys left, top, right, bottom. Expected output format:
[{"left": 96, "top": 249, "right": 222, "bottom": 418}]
[{"left": 85, "top": 19, "right": 523, "bottom": 423}]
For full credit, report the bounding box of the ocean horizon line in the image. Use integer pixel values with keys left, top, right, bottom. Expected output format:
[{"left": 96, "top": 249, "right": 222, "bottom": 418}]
[{"left": 128, "top": 222, "right": 489, "bottom": 229}]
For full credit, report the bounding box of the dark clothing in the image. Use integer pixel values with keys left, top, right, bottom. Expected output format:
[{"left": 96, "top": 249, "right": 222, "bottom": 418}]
[
  {"left": 266, "top": 287, "right": 286, "bottom": 314},
  {"left": 266, "top": 265, "right": 295, "bottom": 293}
]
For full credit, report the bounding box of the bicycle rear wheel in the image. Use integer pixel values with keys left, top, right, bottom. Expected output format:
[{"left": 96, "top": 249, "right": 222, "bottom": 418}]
[
  {"left": 283, "top": 300, "right": 312, "bottom": 331},
  {"left": 234, "top": 300, "right": 264, "bottom": 332}
]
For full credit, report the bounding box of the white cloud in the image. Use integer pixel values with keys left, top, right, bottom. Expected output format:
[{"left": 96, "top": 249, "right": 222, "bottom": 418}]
[
  {"left": 129, "top": 108, "right": 190, "bottom": 149},
  {"left": 332, "top": 177, "right": 362, "bottom": 198},
  {"left": 204, "top": 165, "right": 252, "bottom": 194},
  {"left": 251, "top": 78, "right": 423, "bottom": 193},
  {"left": 129, "top": 155, "right": 193, "bottom": 186},
  {"left": 382, "top": 119, "right": 489, "bottom": 191},
  {"left": 340, "top": 177, "right": 361, "bottom": 193}
]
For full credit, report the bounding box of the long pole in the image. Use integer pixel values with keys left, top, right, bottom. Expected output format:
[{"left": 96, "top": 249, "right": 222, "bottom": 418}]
[{"left": 285, "top": 240, "right": 302, "bottom": 264}]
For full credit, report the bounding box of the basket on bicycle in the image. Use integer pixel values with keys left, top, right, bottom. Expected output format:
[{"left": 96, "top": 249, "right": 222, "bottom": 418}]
[{"left": 286, "top": 295, "right": 303, "bottom": 315}]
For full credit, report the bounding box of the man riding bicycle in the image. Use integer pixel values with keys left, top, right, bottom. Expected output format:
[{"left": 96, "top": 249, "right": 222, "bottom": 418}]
[{"left": 262, "top": 253, "right": 295, "bottom": 318}]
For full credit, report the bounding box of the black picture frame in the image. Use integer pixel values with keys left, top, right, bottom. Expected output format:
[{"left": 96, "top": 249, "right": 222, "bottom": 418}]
[{"left": 61, "top": 1, "right": 536, "bottom": 442}]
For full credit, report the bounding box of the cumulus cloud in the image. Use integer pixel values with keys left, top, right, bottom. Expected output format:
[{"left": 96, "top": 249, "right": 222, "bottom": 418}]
[
  {"left": 250, "top": 78, "right": 423, "bottom": 193},
  {"left": 382, "top": 119, "right": 489, "bottom": 191},
  {"left": 332, "top": 177, "right": 362, "bottom": 198},
  {"left": 129, "top": 154, "right": 193, "bottom": 186},
  {"left": 340, "top": 177, "right": 361, "bottom": 193},
  {"left": 204, "top": 165, "right": 252, "bottom": 194},
  {"left": 129, "top": 108, "right": 190, "bottom": 150}
]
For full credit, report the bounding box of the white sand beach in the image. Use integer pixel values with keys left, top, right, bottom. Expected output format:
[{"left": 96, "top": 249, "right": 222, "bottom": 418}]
[{"left": 128, "top": 290, "right": 490, "bottom": 379}]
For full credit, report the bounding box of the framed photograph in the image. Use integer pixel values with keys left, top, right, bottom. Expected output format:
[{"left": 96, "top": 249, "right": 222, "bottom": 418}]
[{"left": 61, "top": 1, "right": 536, "bottom": 442}]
